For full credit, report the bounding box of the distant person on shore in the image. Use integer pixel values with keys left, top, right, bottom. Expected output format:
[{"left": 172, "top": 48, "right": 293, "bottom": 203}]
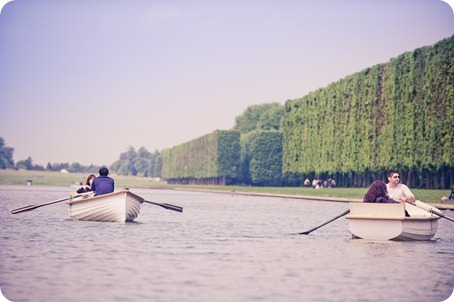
[
  {"left": 303, "top": 178, "right": 310, "bottom": 187},
  {"left": 386, "top": 170, "right": 415, "bottom": 204},
  {"left": 441, "top": 185, "right": 454, "bottom": 201},
  {"left": 312, "top": 178, "right": 318, "bottom": 188},
  {"left": 76, "top": 174, "right": 96, "bottom": 193},
  {"left": 364, "top": 180, "right": 399, "bottom": 203},
  {"left": 92, "top": 167, "right": 114, "bottom": 196}
]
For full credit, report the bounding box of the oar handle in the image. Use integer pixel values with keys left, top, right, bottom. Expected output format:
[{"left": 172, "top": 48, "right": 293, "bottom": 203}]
[{"left": 406, "top": 200, "right": 454, "bottom": 223}]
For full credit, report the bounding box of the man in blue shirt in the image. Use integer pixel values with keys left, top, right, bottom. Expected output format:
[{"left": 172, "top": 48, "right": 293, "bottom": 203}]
[{"left": 92, "top": 167, "right": 114, "bottom": 196}]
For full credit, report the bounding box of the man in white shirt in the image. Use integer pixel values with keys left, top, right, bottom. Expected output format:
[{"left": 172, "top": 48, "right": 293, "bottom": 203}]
[{"left": 386, "top": 170, "right": 415, "bottom": 203}]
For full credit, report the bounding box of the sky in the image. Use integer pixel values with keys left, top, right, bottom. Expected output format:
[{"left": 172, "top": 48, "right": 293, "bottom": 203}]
[{"left": 0, "top": 0, "right": 453, "bottom": 167}]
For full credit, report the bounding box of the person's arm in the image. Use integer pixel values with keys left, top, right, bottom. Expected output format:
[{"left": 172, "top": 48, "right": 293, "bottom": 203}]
[{"left": 399, "top": 185, "right": 415, "bottom": 203}]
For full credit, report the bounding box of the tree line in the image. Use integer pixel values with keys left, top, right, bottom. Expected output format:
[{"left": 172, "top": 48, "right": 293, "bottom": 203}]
[
  {"left": 0, "top": 137, "right": 161, "bottom": 177},
  {"left": 0, "top": 137, "right": 104, "bottom": 173},
  {"left": 160, "top": 35, "right": 454, "bottom": 189},
  {"left": 2, "top": 35, "right": 453, "bottom": 188},
  {"left": 282, "top": 34, "right": 453, "bottom": 188},
  {"left": 162, "top": 130, "right": 240, "bottom": 185},
  {"left": 110, "top": 146, "right": 162, "bottom": 178},
  {"left": 161, "top": 104, "right": 284, "bottom": 186}
]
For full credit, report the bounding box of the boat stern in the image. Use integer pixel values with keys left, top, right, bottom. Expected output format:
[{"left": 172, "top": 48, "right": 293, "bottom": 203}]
[{"left": 347, "top": 203, "right": 406, "bottom": 240}]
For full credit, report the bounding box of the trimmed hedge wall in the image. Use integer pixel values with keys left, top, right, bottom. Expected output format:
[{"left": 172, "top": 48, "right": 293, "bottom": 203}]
[
  {"left": 162, "top": 130, "right": 240, "bottom": 184},
  {"left": 240, "top": 130, "right": 283, "bottom": 186},
  {"left": 281, "top": 35, "right": 454, "bottom": 188}
]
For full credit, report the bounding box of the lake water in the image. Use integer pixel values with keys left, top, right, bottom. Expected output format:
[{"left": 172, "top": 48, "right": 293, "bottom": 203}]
[{"left": 1, "top": 185, "right": 453, "bottom": 302}]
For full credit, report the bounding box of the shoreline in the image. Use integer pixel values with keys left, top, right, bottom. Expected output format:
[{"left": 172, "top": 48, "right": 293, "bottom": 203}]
[
  {"left": 1, "top": 182, "right": 453, "bottom": 210},
  {"left": 171, "top": 187, "right": 454, "bottom": 210}
]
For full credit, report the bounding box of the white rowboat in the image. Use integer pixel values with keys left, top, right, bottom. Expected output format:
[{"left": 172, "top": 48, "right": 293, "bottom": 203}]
[
  {"left": 346, "top": 201, "right": 440, "bottom": 241},
  {"left": 67, "top": 190, "right": 144, "bottom": 223}
]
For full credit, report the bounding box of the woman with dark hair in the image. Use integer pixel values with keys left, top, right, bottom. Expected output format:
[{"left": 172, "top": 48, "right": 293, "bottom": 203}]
[
  {"left": 77, "top": 174, "right": 96, "bottom": 193},
  {"left": 364, "top": 180, "right": 398, "bottom": 203}
]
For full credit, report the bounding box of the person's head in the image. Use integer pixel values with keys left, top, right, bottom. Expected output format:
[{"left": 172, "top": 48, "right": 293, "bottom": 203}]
[
  {"left": 364, "top": 180, "right": 389, "bottom": 202},
  {"left": 387, "top": 170, "right": 400, "bottom": 186},
  {"left": 86, "top": 174, "right": 96, "bottom": 185},
  {"left": 99, "top": 167, "right": 109, "bottom": 176}
]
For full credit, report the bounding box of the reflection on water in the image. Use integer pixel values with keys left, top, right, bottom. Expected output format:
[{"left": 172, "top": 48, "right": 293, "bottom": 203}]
[{"left": 1, "top": 185, "right": 453, "bottom": 302}]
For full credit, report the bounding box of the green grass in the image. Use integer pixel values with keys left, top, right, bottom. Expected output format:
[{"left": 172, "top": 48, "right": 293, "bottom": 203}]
[
  {"left": 1, "top": 169, "right": 452, "bottom": 204},
  {"left": 0, "top": 169, "right": 168, "bottom": 188}
]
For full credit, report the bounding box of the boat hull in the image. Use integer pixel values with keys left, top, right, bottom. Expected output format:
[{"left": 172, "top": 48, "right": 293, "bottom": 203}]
[
  {"left": 347, "top": 202, "right": 439, "bottom": 241},
  {"left": 67, "top": 190, "right": 144, "bottom": 223}
]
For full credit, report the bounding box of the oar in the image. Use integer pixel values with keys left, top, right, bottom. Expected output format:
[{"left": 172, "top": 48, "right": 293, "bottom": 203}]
[
  {"left": 143, "top": 200, "right": 183, "bottom": 213},
  {"left": 406, "top": 200, "right": 454, "bottom": 222},
  {"left": 298, "top": 209, "right": 350, "bottom": 235},
  {"left": 11, "top": 195, "right": 82, "bottom": 214}
]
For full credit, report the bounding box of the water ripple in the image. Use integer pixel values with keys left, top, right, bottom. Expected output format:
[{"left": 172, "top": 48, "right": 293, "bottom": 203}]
[{"left": 1, "top": 186, "right": 453, "bottom": 302}]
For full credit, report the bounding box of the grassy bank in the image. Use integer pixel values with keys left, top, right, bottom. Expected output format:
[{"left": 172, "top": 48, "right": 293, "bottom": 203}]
[
  {"left": 0, "top": 169, "right": 168, "bottom": 189},
  {"left": 0, "top": 169, "right": 452, "bottom": 204}
]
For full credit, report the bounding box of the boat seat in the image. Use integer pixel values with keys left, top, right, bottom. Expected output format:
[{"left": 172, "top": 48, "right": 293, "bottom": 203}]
[{"left": 347, "top": 202, "right": 405, "bottom": 219}]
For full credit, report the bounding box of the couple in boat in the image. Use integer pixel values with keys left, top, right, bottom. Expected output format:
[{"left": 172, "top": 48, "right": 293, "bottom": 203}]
[
  {"left": 77, "top": 167, "right": 114, "bottom": 196},
  {"left": 364, "top": 170, "right": 415, "bottom": 206}
]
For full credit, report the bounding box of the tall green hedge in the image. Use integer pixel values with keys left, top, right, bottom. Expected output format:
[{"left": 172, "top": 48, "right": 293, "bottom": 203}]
[
  {"left": 162, "top": 130, "right": 240, "bottom": 183},
  {"left": 240, "top": 130, "right": 283, "bottom": 186},
  {"left": 282, "top": 35, "right": 454, "bottom": 188}
]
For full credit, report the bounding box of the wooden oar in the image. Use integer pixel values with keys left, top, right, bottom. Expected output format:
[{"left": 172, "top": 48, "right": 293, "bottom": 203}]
[
  {"left": 143, "top": 200, "right": 183, "bottom": 213},
  {"left": 11, "top": 195, "right": 82, "bottom": 214},
  {"left": 406, "top": 200, "right": 454, "bottom": 222},
  {"left": 298, "top": 209, "right": 350, "bottom": 235}
]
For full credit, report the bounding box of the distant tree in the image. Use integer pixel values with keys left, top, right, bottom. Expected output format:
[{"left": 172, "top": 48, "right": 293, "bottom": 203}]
[
  {"left": 45, "top": 162, "right": 69, "bottom": 171},
  {"left": 137, "top": 146, "right": 152, "bottom": 158},
  {"left": 33, "top": 164, "right": 45, "bottom": 171},
  {"left": 111, "top": 146, "right": 162, "bottom": 177},
  {"left": 257, "top": 105, "right": 285, "bottom": 131},
  {"left": 0, "top": 137, "right": 14, "bottom": 169},
  {"left": 15, "top": 157, "right": 33, "bottom": 170},
  {"left": 152, "top": 152, "right": 162, "bottom": 177},
  {"left": 68, "top": 162, "right": 82, "bottom": 173},
  {"left": 233, "top": 103, "right": 284, "bottom": 134},
  {"left": 134, "top": 157, "right": 151, "bottom": 177}
]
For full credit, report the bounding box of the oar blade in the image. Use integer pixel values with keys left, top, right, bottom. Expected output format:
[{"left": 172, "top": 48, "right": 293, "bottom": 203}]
[
  {"left": 11, "top": 204, "right": 39, "bottom": 214},
  {"left": 11, "top": 195, "right": 77, "bottom": 215},
  {"left": 143, "top": 200, "right": 183, "bottom": 213},
  {"left": 160, "top": 203, "right": 183, "bottom": 212},
  {"left": 298, "top": 230, "right": 311, "bottom": 235}
]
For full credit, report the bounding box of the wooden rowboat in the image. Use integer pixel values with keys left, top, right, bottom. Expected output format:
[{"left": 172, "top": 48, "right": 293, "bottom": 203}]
[
  {"left": 67, "top": 190, "right": 144, "bottom": 223},
  {"left": 346, "top": 201, "right": 440, "bottom": 241}
]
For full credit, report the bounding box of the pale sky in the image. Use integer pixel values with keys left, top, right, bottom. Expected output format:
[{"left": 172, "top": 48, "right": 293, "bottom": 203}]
[{"left": 1, "top": 0, "right": 453, "bottom": 166}]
